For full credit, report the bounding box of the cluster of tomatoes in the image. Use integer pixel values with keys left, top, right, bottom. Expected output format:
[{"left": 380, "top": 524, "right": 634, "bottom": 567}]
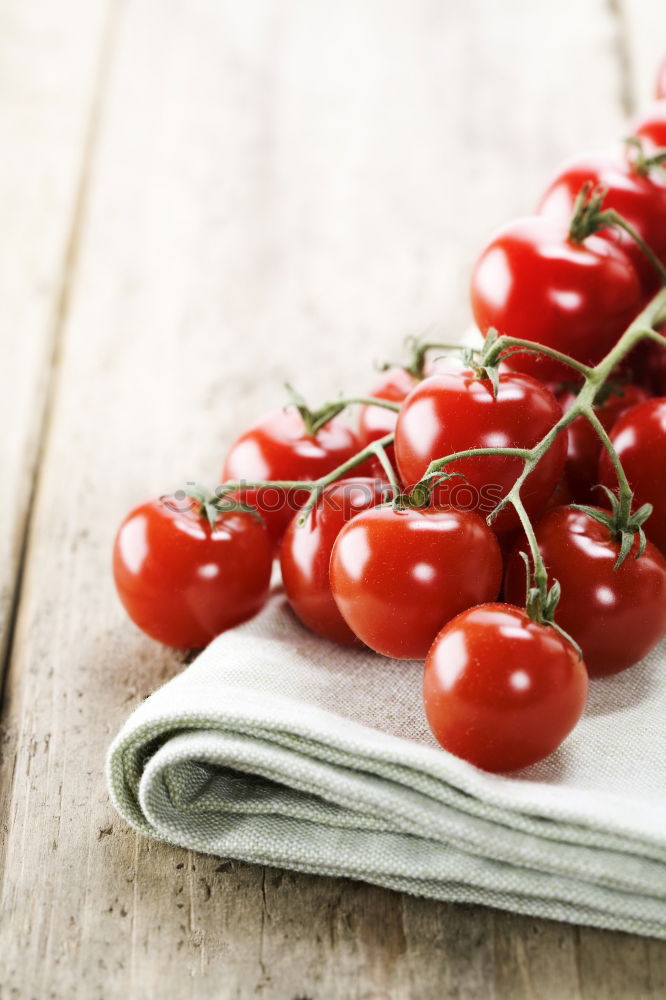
[{"left": 114, "top": 61, "right": 666, "bottom": 774}]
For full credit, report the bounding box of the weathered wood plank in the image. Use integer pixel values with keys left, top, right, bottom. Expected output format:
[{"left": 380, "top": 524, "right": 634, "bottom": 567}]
[
  {"left": 2, "top": 0, "right": 664, "bottom": 997},
  {"left": 0, "top": 0, "right": 112, "bottom": 672}
]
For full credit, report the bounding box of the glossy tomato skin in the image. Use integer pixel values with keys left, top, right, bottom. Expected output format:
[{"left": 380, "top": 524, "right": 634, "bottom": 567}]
[
  {"left": 329, "top": 507, "right": 502, "bottom": 660},
  {"left": 394, "top": 368, "right": 567, "bottom": 535},
  {"left": 358, "top": 367, "right": 417, "bottom": 444},
  {"left": 357, "top": 367, "right": 418, "bottom": 473},
  {"left": 559, "top": 384, "right": 649, "bottom": 503},
  {"left": 470, "top": 216, "right": 643, "bottom": 382},
  {"left": 632, "top": 100, "right": 666, "bottom": 154},
  {"left": 279, "top": 477, "right": 388, "bottom": 646},
  {"left": 113, "top": 498, "right": 273, "bottom": 649},
  {"left": 222, "top": 407, "right": 364, "bottom": 549},
  {"left": 599, "top": 398, "right": 666, "bottom": 555},
  {"left": 423, "top": 603, "right": 588, "bottom": 772},
  {"left": 538, "top": 151, "right": 666, "bottom": 296},
  {"left": 504, "top": 507, "right": 666, "bottom": 676}
]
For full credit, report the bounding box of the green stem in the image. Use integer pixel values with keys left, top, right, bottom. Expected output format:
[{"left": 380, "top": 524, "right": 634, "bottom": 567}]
[
  {"left": 598, "top": 210, "right": 666, "bottom": 287},
  {"left": 582, "top": 409, "right": 633, "bottom": 523},
  {"left": 335, "top": 396, "right": 401, "bottom": 412},
  {"left": 216, "top": 432, "right": 396, "bottom": 505},
  {"left": 308, "top": 396, "right": 400, "bottom": 434},
  {"left": 370, "top": 441, "right": 401, "bottom": 496},
  {"left": 510, "top": 492, "right": 548, "bottom": 599},
  {"left": 482, "top": 336, "right": 592, "bottom": 378}
]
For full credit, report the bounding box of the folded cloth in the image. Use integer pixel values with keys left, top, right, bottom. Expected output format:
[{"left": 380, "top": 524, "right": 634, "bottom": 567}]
[{"left": 107, "top": 594, "right": 666, "bottom": 937}]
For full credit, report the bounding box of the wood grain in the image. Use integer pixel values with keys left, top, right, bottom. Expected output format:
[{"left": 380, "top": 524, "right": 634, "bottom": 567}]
[
  {"left": 1, "top": 0, "right": 665, "bottom": 996},
  {"left": 0, "top": 0, "right": 112, "bottom": 673}
]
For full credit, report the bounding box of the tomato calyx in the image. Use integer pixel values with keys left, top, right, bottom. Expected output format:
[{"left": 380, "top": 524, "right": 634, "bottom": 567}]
[
  {"left": 379, "top": 333, "right": 482, "bottom": 380},
  {"left": 570, "top": 486, "right": 654, "bottom": 569},
  {"left": 284, "top": 383, "right": 401, "bottom": 438},
  {"left": 460, "top": 333, "right": 501, "bottom": 397},
  {"left": 567, "top": 182, "right": 666, "bottom": 286},
  {"left": 518, "top": 552, "right": 583, "bottom": 658},
  {"left": 390, "top": 469, "right": 468, "bottom": 513},
  {"left": 283, "top": 383, "right": 348, "bottom": 436},
  {"left": 624, "top": 136, "right": 666, "bottom": 179},
  {"left": 378, "top": 336, "right": 439, "bottom": 380},
  {"left": 479, "top": 327, "right": 592, "bottom": 383},
  {"left": 177, "top": 482, "right": 265, "bottom": 529}
]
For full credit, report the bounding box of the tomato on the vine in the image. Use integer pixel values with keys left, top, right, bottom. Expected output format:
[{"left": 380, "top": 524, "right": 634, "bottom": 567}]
[
  {"left": 222, "top": 407, "right": 365, "bottom": 548},
  {"left": 598, "top": 397, "right": 666, "bottom": 555},
  {"left": 423, "top": 603, "right": 588, "bottom": 772},
  {"left": 538, "top": 151, "right": 666, "bottom": 295},
  {"left": 470, "top": 216, "right": 643, "bottom": 381},
  {"left": 329, "top": 506, "right": 502, "bottom": 659},
  {"left": 113, "top": 497, "right": 273, "bottom": 649},
  {"left": 280, "top": 477, "right": 388, "bottom": 646},
  {"left": 394, "top": 367, "right": 567, "bottom": 535},
  {"left": 559, "top": 383, "right": 649, "bottom": 503},
  {"left": 504, "top": 506, "right": 666, "bottom": 676}
]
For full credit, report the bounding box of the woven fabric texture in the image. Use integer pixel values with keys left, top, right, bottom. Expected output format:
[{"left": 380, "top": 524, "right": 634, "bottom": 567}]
[{"left": 107, "top": 594, "right": 666, "bottom": 937}]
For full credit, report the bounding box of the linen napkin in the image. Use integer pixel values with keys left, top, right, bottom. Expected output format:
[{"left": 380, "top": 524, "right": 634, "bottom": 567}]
[{"left": 107, "top": 592, "right": 666, "bottom": 938}]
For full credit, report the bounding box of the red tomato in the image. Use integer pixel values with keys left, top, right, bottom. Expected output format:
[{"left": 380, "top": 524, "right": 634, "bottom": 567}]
[
  {"left": 657, "top": 58, "right": 666, "bottom": 100},
  {"left": 423, "top": 604, "right": 588, "bottom": 772},
  {"left": 538, "top": 151, "right": 666, "bottom": 295},
  {"left": 544, "top": 477, "right": 575, "bottom": 513},
  {"left": 632, "top": 100, "right": 666, "bottom": 154},
  {"left": 504, "top": 507, "right": 666, "bottom": 676},
  {"left": 329, "top": 506, "right": 502, "bottom": 659},
  {"left": 622, "top": 328, "right": 666, "bottom": 397},
  {"left": 559, "top": 384, "right": 649, "bottom": 503},
  {"left": 394, "top": 368, "right": 567, "bottom": 535},
  {"left": 470, "top": 216, "right": 642, "bottom": 381},
  {"left": 357, "top": 367, "right": 418, "bottom": 470},
  {"left": 598, "top": 397, "right": 666, "bottom": 555},
  {"left": 113, "top": 498, "right": 273, "bottom": 649},
  {"left": 222, "top": 407, "right": 364, "bottom": 548},
  {"left": 279, "top": 477, "right": 387, "bottom": 646}
]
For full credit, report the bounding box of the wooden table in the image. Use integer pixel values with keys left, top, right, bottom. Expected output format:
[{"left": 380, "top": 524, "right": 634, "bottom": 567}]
[{"left": 1, "top": 1, "right": 665, "bottom": 996}]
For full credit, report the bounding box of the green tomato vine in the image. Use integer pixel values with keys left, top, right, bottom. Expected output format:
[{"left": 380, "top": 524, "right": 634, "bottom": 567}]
[{"left": 185, "top": 193, "right": 666, "bottom": 650}]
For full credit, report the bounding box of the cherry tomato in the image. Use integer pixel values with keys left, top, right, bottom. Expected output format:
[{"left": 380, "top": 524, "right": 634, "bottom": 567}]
[
  {"left": 621, "top": 327, "right": 666, "bottom": 397},
  {"left": 657, "top": 58, "right": 666, "bottom": 100},
  {"left": 222, "top": 407, "right": 364, "bottom": 548},
  {"left": 329, "top": 506, "right": 502, "bottom": 659},
  {"left": 598, "top": 397, "right": 666, "bottom": 555},
  {"left": 470, "top": 216, "right": 642, "bottom": 382},
  {"left": 538, "top": 151, "right": 666, "bottom": 295},
  {"left": 504, "top": 506, "right": 666, "bottom": 676},
  {"left": 394, "top": 368, "right": 567, "bottom": 535},
  {"left": 631, "top": 100, "right": 666, "bottom": 154},
  {"left": 423, "top": 603, "right": 588, "bottom": 772},
  {"left": 544, "top": 477, "right": 575, "bottom": 513},
  {"left": 357, "top": 367, "right": 418, "bottom": 471},
  {"left": 113, "top": 497, "right": 273, "bottom": 649},
  {"left": 559, "top": 383, "right": 649, "bottom": 503},
  {"left": 279, "top": 477, "right": 387, "bottom": 646}
]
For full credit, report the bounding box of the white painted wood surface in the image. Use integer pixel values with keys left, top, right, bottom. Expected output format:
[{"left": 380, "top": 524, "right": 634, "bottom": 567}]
[{"left": 1, "top": 1, "right": 665, "bottom": 996}]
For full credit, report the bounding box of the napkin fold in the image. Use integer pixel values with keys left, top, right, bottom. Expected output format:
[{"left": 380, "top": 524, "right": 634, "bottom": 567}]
[{"left": 107, "top": 595, "right": 666, "bottom": 937}]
